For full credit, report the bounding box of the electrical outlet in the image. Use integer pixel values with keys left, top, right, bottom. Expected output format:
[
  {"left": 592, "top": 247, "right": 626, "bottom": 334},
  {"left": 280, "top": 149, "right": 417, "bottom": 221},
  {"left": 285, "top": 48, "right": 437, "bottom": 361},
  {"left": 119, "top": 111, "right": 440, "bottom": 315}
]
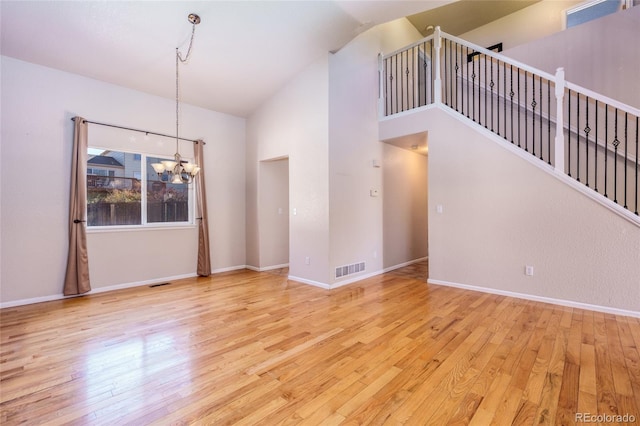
[
  {"left": 525, "top": 265, "right": 534, "bottom": 276},
  {"left": 305, "top": 256, "right": 310, "bottom": 265}
]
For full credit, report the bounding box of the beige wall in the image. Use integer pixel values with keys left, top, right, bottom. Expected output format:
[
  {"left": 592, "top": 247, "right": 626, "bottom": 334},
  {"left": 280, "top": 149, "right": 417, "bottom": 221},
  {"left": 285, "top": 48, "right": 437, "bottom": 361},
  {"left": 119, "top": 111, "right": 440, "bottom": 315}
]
[
  {"left": 459, "top": 0, "right": 582, "bottom": 51},
  {"left": 502, "top": 4, "right": 640, "bottom": 108},
  {"left": 382, "top": 143, "right": 428, "bottom": 269},
  {"left": 258, "top": 158, "right": 289, "bottom": 268},
  {"left": 246, "top": 56, "right": 331, "bottom": 284},
  {"left": 246, "top": 18, "right": 425, "bottom": 286},
  {"left": 1, "top": 56, "right": 246, "bottom": 305},
  {"left": 328, "top": 18, "right": 424, "bottom": 285},
  {"left": 381, "top": 107, "right": 639, "bottom": 313}
]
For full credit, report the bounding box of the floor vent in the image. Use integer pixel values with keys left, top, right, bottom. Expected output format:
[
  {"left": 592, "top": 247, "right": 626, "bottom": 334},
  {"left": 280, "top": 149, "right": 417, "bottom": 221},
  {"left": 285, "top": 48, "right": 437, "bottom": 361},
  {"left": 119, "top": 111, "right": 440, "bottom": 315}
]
[
  {"left": 149, "top": 282, "right": 171, "bottom": 288},
  {"left": 335, "top": 262, "right": 365, "bottom": 279}
]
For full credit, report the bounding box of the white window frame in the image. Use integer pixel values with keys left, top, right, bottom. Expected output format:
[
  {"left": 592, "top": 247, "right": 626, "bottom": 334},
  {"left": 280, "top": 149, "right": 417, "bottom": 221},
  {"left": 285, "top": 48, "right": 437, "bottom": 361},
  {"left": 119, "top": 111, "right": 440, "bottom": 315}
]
[
  {"left": 564, "top": 0, "right": 630, "bottom": 30},
  {"left": 87, "top": 146, "right": 195, "bottom": 232}
]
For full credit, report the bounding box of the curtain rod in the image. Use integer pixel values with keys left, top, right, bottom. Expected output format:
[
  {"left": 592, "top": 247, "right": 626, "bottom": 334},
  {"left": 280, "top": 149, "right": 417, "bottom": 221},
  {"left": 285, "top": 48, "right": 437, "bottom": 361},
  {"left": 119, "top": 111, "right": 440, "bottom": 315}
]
[{"left": 70, "top": 117, "right": 205, "bottom": 145}]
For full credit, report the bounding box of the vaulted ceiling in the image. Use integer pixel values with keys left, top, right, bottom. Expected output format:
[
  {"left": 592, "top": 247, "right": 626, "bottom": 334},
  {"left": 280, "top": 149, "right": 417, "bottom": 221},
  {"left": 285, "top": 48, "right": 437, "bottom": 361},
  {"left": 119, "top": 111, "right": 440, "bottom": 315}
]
[{"left": 0, "top": 1, "right": 539, "bottom": 117}]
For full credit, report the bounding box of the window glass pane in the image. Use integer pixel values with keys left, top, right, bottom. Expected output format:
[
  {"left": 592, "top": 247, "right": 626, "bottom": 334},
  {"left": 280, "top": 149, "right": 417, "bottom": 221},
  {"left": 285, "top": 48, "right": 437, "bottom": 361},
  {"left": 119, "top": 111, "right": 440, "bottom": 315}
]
[
  {"left": 87, "top": 150, "right": 142, "bottom": 226},
  {"left": 567, "top": 0, "right": 620, "bottom": 28},
  {"left": 146, "top": 156, "right": 190, "bottom": 223}
]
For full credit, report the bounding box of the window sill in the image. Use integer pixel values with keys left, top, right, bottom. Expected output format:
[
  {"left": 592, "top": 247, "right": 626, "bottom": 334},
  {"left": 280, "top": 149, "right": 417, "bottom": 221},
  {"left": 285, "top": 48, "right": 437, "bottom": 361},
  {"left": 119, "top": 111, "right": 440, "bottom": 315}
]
[{"left": 87, "top": 224, "right": 197, "bottom": 234}]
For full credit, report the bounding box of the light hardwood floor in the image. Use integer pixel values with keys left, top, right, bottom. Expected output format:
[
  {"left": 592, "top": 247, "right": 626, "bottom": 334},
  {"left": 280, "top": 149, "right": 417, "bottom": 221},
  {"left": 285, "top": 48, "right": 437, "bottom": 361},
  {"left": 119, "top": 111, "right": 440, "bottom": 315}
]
[{"left": 1, "top": 261, "right": 639, "bottom": 425}]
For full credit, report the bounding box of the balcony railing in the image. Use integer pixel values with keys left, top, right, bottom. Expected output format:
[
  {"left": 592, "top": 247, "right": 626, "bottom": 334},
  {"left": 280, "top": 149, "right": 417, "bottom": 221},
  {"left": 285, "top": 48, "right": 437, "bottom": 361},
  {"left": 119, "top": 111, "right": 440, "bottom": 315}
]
[{"left": 379, "top": 28, "right": 639, "bottom": 219}]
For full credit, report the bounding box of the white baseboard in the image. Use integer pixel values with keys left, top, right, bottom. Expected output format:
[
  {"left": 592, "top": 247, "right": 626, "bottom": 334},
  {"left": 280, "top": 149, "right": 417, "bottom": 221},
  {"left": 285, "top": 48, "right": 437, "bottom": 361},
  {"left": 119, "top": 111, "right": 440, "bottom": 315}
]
[
  {"left": 428, "top": 278, "right": 640, "bottom": 319},
  {"left": 331, "top": 270, "right": 385, "bottom": 288},
  {"left": 212, "top": 265, "right": 249, "bottom": 273},
  {"left": 288, "top": 257, "right": 429, "bottom": 290},
  {"left": 0, "top": 294, "right": 69, "bottom": 309},
  {"left": 0, "top": 272, "right": 198, "bottom": 309},
  {"left": 287, "top": 275, "right": 332, "bottom": 290},
  {"left": 246, "top": 263, "right": 289, "bottom": 272},
  {"left": 382, "top": 256, "right": 428, "bottom": 273}
]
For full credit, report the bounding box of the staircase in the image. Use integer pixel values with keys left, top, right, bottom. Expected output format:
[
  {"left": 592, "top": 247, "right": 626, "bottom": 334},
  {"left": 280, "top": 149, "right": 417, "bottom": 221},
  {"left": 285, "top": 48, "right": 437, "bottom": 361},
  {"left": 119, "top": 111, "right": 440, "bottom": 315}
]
[{"left": 378, "top": 27, "right": 640, "bottom": 225}]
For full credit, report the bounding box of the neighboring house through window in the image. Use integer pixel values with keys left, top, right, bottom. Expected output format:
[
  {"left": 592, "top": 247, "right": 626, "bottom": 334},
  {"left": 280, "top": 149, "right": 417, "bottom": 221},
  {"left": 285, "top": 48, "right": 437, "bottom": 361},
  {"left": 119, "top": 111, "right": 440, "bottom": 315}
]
[{"left": 87, "top": 149, "right": 193, "bottom": 227}]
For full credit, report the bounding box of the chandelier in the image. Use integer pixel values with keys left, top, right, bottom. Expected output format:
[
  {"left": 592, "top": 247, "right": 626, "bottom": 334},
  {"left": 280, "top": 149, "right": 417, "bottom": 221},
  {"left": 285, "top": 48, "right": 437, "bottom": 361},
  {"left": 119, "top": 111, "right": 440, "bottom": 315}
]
[{"left": 151, "top": 13, "right": 201, "bottom": 184}]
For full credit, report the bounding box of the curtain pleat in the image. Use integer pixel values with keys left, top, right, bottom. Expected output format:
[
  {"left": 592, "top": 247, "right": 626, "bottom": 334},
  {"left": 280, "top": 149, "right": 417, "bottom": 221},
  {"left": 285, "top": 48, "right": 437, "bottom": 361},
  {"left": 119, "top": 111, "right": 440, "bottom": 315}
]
[
  {"left": 194, "top": 140, "right": 211, "bottom": 276},
  {"left": 63, "top": 117, "right": 91, "bottom": 296}
]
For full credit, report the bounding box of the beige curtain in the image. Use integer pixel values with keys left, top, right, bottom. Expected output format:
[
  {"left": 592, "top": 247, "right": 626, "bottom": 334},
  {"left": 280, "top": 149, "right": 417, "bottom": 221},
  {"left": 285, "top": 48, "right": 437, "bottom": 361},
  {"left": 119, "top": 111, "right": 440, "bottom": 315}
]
[
  {"left": 194, "top": 140, "right": 211, "bottom": 276},
  {"left": 63, "top": 117, "right": 91, "bottom": 295}
]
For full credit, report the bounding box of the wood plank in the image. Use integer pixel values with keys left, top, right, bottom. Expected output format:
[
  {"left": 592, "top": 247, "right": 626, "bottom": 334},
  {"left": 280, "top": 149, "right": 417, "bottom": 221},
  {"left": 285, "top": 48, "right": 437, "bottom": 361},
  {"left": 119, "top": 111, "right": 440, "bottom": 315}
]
[{"left": 1, "top": 261, "right": 638, "bottom": 425}]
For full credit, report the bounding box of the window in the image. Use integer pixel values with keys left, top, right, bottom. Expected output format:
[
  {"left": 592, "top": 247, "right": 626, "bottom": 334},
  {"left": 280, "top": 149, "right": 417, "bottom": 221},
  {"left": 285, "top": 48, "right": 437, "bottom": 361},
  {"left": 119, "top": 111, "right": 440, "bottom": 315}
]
[
  {"left": 566, "top": 0, "right": 627, "bottom": 29},
  {"left": 87, "top": 149, "right": 193, "bottom": 228}
]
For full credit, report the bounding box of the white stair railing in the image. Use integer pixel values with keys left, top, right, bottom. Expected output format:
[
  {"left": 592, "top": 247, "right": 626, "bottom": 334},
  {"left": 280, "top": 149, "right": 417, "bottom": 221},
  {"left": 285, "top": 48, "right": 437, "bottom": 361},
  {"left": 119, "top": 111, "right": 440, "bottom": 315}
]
[{"left": 379, "top": 27, "right": 640, "bottom": 220}]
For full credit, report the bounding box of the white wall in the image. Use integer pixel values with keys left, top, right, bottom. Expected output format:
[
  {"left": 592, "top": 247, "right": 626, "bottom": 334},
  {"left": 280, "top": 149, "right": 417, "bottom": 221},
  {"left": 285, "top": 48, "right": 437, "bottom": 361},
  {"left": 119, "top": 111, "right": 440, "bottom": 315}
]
[
  {"left": 502, "top": 5, "right": 640, "bottom": 109},
  {"left": 246, "top": 55, "right": 331, "bottom": 284},
  {"left": 459, "top": 0, "right": 582, "bottom": 51},
  {"left": 0, "top": 56, "right": 246, "bottom": 305},
  {"left": 381, "top": 107, "right": 639, "bottom": 314},
  {"left": 258, "top": 158, "right": 289, "bottom": 268},
  {"left": 382, "top": 143, "right": 428, "bottom": 269}
]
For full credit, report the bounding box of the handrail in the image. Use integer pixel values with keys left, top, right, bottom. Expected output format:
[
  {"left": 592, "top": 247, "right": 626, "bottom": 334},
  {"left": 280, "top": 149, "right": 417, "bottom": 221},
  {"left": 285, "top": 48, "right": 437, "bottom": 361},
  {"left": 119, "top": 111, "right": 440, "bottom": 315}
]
[
  {"left": 439, "top": 31, "right": 558, "bottom": 82},
  {"left": 383, "top": 34, "right": 434, "bottom": 59},
  {"left": 565, "top": 80, "right": 640, "bottom": 117}
]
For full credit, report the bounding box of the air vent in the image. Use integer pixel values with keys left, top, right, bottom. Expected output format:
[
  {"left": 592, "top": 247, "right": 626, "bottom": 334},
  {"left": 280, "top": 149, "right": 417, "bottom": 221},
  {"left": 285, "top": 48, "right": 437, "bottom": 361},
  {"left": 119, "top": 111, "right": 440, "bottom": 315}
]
[
  {"left": 335, "top": 262, "right": 365, "bottom": 279},
  {"left": 149, "top": 282, "right": 171, "bottom": 288}
]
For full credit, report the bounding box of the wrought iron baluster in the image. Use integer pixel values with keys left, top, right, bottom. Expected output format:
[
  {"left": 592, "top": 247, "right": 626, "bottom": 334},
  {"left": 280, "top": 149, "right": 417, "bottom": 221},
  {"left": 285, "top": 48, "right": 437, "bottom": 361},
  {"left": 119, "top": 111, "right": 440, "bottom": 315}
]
[
  {"left": 547, "top": 80, "right": 551, "bottom": 164},
  {"left": 595, "top": 100, "right": 599, "bottom": 192},
  {"left": 604, "top": 106, "right": 608, "bottom": 197},
  {"left": 384, "top": 58, "right": 388, "bottom": 116},
  {"left": 466, "top": 47, "right": 470, "bottom": 118},
  {"left": 624, "top": 112, "right": 628, "bottom": 209},
  {"left": 430, "top": 41, "right": 434, "bottom": 104},
  {"left": 518, "top": 70, "right": 521, "bottom": 148},
  {"left": 577, "top": 93, "right": 580, "bottom": 182},
  {"left": 484, "top": 54, "right": 488, "bottom": 128},
  {"left": 584, "top": 96, "right": 590, "bottom": 187},
  {"left": 531, "top": 73, "right": 536, "bottom": 157},
  {"left": 448, "top": 39, "right": 452, "bottom": 106},
  {"left": 568, "top": 89, "right": 572, "bottom": 177},
  {"left": 635, "top": 116, "right": 639, "bottom": 215},
  {"left": 504, "top": 62, "right": 507, "bottom": 140},
  {"left": 490, "top": 57, "right": 494, "bottom": 132},
  {"left": 423, "top": 42, "right": 428, "bottom": 107},
  {"left": 613, "top": 108, "right": 619, "bottom": 204},
  {"left": 410, "top": 46, "right": 415, "bottom": 109},
  {"left": 539, "top": 75, "right": 543, "bottom": 161},
  {"left": 404, "top": 49, "right": 408, "bottom": 110},
  {"left": 477, "top": 54, "right": 480, "bottom": 123},
  {"left": 443, "top": 41, "right": 448, "bottom": 106},
  {"left": 394, "top": 55, "right": 398, "bottom": 114},
  {"left": 472, "top": 53, "right": 476, "bottom": 122},
  {"left": 455, "top": 42, "right": 460, "bottom": 112},
  {"left": 510, "top": 65, "right": 514, "bottom": 144}
]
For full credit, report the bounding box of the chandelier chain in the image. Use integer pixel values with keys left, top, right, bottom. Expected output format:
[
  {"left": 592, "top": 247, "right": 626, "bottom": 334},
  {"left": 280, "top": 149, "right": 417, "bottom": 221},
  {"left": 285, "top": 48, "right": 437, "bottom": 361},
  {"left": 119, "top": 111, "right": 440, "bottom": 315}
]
[
  {"left": 175, "top": 20, "right": 198, "bottom": 153},
  {"left": 149, "top": 13, "right": 201, "bottom": 185}
]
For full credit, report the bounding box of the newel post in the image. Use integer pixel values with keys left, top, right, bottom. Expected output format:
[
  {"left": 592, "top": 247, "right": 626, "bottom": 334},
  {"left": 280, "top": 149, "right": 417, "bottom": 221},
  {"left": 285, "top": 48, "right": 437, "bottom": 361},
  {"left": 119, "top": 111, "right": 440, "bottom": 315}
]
[
  {"left": 378, "top": 53, "right": 385, "bottom": 118},
  {"left": 433, "top": 26, "right": 442, "bottom": 105},
  {"left": 554, "top": 67, "right": 566, "bottom": 174}
]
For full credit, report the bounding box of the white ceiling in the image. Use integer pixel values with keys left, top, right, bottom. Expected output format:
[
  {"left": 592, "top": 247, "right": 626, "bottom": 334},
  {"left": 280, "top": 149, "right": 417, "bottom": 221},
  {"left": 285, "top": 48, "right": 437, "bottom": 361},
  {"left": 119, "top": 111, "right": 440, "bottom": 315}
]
[{"left": 0, "top": 1, "right": 452, "bottom": 117}]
